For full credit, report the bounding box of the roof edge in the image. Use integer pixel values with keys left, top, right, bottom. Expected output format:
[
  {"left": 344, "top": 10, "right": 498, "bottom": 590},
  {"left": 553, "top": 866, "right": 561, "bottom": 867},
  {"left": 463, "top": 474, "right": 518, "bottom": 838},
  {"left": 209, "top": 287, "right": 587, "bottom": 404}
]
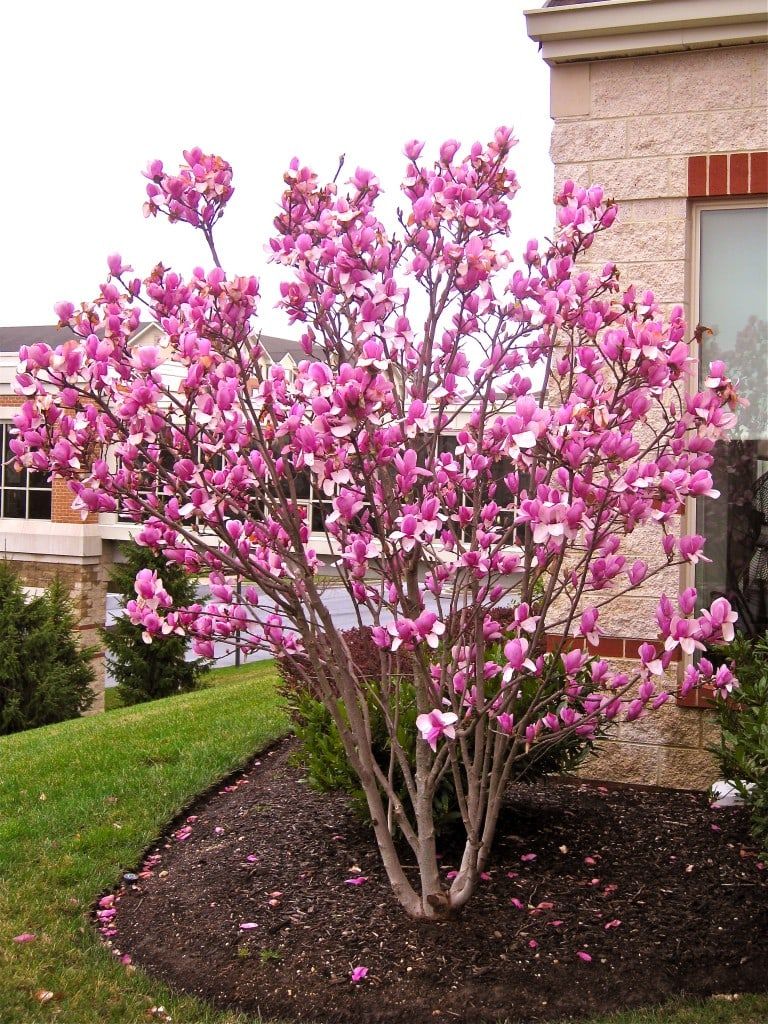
[{"left": 525, "top": 0, "right": 768, "bottom": 64}]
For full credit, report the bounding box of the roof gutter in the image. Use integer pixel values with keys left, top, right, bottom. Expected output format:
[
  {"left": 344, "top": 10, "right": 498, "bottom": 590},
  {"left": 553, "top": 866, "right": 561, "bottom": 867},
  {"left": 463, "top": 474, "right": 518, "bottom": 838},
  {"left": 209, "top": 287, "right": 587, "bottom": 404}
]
[{"left": 525, "top": 0, "right": 768, "bottom": 64}]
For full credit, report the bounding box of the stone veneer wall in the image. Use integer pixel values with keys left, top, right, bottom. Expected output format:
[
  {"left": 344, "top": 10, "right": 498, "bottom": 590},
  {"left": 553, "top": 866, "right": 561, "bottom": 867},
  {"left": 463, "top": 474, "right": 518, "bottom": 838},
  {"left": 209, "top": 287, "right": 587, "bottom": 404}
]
[
  {"left": 4, "top": 557, "right": 108, "bottom": 714},
  {"left": 546, "top": 42, "right": 768, "bottom": 789}
]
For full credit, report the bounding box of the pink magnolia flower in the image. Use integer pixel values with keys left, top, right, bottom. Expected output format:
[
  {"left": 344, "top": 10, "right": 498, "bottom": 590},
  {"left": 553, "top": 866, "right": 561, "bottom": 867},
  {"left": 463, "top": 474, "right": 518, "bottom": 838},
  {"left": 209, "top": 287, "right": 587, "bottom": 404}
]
[
  {"left": 416, "top": 709, "right": 458, "bottom": 751},
  {"left": 700, "top": 597, "right": 738, "bottom": 643},
  {"left": 627, "top": 560, "right": 648, "bottom": 586},
  {"left": 678, "top": 534, "right": 710, "bottom": 565}
]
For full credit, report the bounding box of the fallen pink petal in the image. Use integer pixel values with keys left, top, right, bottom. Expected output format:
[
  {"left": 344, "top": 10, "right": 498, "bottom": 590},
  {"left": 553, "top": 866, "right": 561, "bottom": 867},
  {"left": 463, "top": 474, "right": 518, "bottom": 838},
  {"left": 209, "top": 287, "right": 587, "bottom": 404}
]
[
  {"left": 350, "top": 966, "right": 368, "bottom": 983},
  {"left": 344, "top": 877, "right": 368, "bottom": 886},
  {"left": 12, "top": 933, "right": 36, "bottom": 943},
  {"left": 239, "top": 922, "right": 258, "bottom": 930},
  {"left": 521, "top": 853, "right": 537, "bottom": 862},
  {"left": 604, "top": 919, "right": 622, "bottom": 929},
  {"left": 577, "top": 951, "right": 593, "bottom": 962}
]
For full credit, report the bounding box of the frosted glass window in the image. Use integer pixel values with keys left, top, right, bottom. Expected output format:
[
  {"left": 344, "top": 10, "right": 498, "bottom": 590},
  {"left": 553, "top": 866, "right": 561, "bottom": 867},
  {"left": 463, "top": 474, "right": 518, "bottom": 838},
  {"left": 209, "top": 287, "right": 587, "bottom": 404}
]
[{"left": 696, "top": 206, "right": 768, "bottom": 636}]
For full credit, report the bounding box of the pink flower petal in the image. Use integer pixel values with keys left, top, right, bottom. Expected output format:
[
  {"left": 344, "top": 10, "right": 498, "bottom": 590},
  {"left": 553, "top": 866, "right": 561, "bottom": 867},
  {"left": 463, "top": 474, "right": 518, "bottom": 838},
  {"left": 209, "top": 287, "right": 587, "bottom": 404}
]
[
  {"left": 510, "top": 898, "right": 525, "bottom": 910},
  {"left": 12, "top": 932, "right": 36, "bottom": 943},
  {"left": 344, "top": 877, "right": 368, "bottom": 886},
  {"left": 577, "top": 951, "right": 592, "bottom": 962},
  {"left": 604, "top": 919, "right": 622, "bottom": 930},
  {"left": 246, "top": 854, "right": 258, "bottom": 863},
  {"left": 239, "top": 922, "right": 258, "bottom": 930},
  {"left": 521, "top": 853, "right": 537, "bottom": 862},
  {"left": 528, "top": 939, "right": 538, "bottom": 949},
  {"left": 480, "top": 872, "right": 492, "bottom": 882},
  {"left": 350, "top": 965, "right": 368, "bottom": 983}
]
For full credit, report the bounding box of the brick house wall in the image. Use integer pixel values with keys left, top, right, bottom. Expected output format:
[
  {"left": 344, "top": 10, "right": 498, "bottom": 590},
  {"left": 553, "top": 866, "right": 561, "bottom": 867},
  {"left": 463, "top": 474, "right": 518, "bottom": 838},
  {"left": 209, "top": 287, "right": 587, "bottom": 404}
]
[{"left": 526, "top": 3, "right": 768, "bottom": 787}]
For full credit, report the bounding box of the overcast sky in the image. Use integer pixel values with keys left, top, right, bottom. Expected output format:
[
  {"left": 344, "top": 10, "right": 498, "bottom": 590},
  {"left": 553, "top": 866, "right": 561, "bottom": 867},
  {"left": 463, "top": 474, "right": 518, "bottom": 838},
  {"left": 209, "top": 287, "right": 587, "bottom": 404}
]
[{"left": 0, "top": 1, "right": 553, "bottom": 337}]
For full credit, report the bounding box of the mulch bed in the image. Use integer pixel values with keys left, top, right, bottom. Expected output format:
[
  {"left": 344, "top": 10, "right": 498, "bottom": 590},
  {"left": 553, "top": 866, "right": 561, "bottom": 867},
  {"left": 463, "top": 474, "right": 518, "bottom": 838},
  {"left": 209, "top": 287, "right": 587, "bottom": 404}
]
[{"left": 104, "top": 737, "right": 768, "bottom": 1024}]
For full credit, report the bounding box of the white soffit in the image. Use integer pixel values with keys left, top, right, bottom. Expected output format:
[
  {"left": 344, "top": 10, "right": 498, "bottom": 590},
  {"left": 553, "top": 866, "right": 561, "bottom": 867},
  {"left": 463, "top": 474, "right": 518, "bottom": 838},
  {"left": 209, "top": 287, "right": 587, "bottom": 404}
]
[{"left": 525, "top": 0, "right": 768, "bottom": 64}]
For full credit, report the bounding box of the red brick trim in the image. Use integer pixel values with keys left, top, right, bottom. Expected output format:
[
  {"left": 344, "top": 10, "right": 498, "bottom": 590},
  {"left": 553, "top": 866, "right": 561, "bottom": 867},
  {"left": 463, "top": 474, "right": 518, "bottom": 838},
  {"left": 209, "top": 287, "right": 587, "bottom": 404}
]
[
  {"left": 688, "top": 155, "right": 707, "bottom": 197},
  {"left": 687, "top": 151, "right": 768, "bottom": 197},
  {"left": 752, "top": 151, "right": 768, "bottom": 195},
  {"left": 543, "top": 633, "right": 681, "bottom": 662},
  {"left": 729, "top": 153, "right": 749, "bottom": 195},
  {"left": 544, "top": 632, "right": 716, "bottom": 711}
]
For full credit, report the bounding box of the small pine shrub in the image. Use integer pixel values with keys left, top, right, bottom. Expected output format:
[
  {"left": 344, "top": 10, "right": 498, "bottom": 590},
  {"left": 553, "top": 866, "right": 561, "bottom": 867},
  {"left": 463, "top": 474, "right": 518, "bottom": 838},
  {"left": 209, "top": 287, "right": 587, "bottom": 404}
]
[
  {"left": 710, "top": 633, "right": 768, "bottom": 858},
  {"left": 280, "top": 619, "right": 609, "bottom": 837},
  {"left": 0, "top": 563, "right": 96, "bottom": 734},
  {"left": 102, "top": 542, "right": 209, "bottom": 705}
]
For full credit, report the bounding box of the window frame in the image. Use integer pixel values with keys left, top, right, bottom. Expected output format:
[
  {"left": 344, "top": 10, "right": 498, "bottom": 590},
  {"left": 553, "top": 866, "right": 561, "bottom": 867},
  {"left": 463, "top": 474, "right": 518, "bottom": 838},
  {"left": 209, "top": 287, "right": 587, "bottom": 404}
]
[
  {"left": 683, "top": 196, "right": 768, "bottom": 639},
  {"left": 0, "top": 420, "right": 53, "bottom": 521}
]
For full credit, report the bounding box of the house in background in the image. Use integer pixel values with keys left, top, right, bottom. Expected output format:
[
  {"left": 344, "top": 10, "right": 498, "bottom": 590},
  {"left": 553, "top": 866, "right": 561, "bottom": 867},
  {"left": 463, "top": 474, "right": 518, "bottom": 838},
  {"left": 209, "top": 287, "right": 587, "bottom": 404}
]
[
  {"left": 526, "top": 0, "right": 768, "bottom": 787},
  {"left": 0, "top": 326, "right": 308, "bottom": 711}
]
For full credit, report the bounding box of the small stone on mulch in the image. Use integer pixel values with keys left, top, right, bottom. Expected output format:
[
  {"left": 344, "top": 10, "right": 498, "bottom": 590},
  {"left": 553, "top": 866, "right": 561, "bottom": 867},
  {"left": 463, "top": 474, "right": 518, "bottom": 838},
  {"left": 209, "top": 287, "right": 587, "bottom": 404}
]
[{"left": 105, "top": 737, "right": 768, "bottom": 1024}]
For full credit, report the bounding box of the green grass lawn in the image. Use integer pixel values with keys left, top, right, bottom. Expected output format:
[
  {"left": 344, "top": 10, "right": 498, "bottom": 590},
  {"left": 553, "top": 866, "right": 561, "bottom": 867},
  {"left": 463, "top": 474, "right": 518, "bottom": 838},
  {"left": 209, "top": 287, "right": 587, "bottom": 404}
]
[
  {"left": 0, "top": 661, "right": 287, "bottom": 1024},
  {"left": 2, "top": 662, "right": 766, "bottom": 1024}
]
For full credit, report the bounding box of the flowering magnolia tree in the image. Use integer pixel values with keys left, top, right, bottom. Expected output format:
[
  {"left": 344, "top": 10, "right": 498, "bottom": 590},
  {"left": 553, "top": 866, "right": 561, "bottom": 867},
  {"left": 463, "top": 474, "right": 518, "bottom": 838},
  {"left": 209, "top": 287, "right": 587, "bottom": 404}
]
[{"left": 13, "top": 132, "right": 741, "bottom": 920}]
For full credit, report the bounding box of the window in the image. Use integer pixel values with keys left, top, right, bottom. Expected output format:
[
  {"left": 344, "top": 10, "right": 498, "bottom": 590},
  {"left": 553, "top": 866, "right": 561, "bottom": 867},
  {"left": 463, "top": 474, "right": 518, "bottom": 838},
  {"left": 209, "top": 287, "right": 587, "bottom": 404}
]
[
  {"left": 1, "top": 422, "right": 52, "bottom": 519},
  {"left": 695, "top": 203, "right": 768, "bottom": 636}
]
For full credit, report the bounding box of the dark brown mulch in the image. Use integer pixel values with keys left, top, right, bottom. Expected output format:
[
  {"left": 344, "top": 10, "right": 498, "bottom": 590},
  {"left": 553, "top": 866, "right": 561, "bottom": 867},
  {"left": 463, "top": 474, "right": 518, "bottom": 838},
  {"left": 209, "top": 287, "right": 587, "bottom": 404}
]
[{"left": 105, "top": 737, "right": 768, "bottom": 1024}]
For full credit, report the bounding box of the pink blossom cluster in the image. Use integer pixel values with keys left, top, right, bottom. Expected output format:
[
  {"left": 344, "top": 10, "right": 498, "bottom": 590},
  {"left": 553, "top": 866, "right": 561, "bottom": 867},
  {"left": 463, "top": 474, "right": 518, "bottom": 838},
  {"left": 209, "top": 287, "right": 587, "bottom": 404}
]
[{"left": 143, "top": 147, "right": 234, "bottom": 229}]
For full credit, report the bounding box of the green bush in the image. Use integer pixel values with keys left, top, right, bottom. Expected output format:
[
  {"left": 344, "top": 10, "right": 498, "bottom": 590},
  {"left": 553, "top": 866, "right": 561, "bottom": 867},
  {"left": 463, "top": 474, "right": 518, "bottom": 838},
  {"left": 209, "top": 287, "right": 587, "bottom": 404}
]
[
  {"left": 102, "top": 542, "right": 209, "bottom": 705},
  {"left": 0, "top": 563, "right": 96, "bottom": 734},
  {"left": 709, "top": 633, "right": 768, "bottom": 858},
  {"left": 281, "top": 623, "right": 609, "bottom": 838}
]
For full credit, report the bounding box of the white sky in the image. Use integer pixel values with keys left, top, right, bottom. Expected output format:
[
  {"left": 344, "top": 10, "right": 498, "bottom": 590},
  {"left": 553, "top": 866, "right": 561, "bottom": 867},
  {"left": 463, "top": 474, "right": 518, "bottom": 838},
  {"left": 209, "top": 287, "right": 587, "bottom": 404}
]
[{"left": 0, "top": 0, "right": 553, "bottom": 337}]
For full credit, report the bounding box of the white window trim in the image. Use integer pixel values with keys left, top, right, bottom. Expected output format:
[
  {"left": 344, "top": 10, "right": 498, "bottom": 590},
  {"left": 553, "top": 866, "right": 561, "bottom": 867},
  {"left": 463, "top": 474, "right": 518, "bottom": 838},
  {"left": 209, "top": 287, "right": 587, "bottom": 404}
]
[{"left": 0, "top": 418, "right": 53, "bottom": 522}]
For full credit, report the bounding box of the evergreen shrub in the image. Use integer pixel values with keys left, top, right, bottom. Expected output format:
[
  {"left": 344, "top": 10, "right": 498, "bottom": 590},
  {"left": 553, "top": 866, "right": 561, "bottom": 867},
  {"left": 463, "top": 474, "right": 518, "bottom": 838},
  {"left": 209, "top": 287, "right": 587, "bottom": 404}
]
[
  {"left": 103, "top": 542, "right": 209, "bottom": 705},
  {"left": 710, "top": 633, "right": 768, "bottom": 858},
  {"left": 0, "top": 562, "right": 95, "bottom": 734}
]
